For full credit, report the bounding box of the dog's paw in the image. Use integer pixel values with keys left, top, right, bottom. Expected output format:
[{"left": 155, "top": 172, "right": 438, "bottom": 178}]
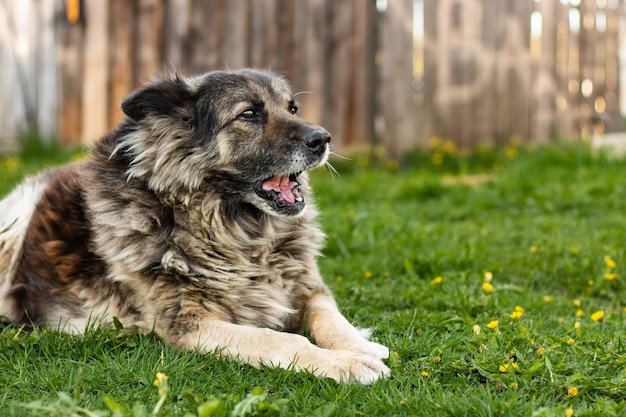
[
  {"left": 333, "top": 330, "right": 389, "bottom": 361},
  {"left": 318, "top": 350, "right": 391, "bottom": 384},
  {"left": 354, "top": 340, "right": 389, "bottom": 361}
]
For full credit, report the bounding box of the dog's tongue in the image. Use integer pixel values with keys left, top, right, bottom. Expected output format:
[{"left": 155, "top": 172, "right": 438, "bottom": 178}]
[{"left": 262, "top": 175, "right": 298, "bottom": 203}]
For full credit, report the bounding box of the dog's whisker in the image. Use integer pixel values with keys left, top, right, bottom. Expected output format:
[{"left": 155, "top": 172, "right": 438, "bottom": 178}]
[
  {"left": 329, "top": 151, "right": 350, "bottom": 161},
  {"left": 293, "top": 91, "right": 314, "bottom": 98},
  {"left": 324, "top": 161, "right": 341, "bottom": 179}
]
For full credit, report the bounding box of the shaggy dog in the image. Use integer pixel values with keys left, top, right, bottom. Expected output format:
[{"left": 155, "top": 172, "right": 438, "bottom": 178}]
[{"left": 0, "top": 69, "right": 390, "bottom": 384}]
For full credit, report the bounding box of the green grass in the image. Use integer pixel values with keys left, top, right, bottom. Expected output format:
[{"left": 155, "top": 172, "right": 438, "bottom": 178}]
[{"left": 1, "top": 141, "right": 625, "bottom": 416}]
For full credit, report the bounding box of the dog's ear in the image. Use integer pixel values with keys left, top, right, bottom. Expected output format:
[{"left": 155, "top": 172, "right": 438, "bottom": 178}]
[{"left": 121, "top": 77, "right": 193, "bottom": 123}]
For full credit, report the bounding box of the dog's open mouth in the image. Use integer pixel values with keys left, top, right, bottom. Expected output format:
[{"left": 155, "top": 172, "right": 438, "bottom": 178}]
[{"left": 256, "top": 172, "right": 305, "bottom": 216}]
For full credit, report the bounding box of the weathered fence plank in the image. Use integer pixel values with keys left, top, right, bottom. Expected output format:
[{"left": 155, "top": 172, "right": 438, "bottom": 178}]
[
  {"left": 109, "top": 0, "right": 135, "bottom": 127},
  {"left": 381, "top": 0, "right": 417, "bottom": 157},
  {"left": 56, "top": 3, "right": 84, "bottom": 146},
  {"left": 81, "top": 0, "right": 109, "bottom": 143}
]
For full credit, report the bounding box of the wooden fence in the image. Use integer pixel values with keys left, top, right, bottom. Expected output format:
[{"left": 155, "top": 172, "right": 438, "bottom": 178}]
[{"left": 0, "top": 0, "right": 623, "bottom": 156}]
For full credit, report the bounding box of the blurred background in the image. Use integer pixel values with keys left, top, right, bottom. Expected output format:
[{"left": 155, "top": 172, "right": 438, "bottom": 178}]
[{"left": 0, "top": 0, "right": 624, "bottom": 158}]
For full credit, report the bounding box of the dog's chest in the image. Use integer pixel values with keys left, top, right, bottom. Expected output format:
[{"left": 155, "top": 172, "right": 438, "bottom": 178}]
[{"left": 163, "top": 215, "right": 315, "bottom": 330}]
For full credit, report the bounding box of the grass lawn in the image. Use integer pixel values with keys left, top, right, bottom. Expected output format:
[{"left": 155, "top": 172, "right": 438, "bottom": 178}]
[{"left": 0, "top": 140, "right": 625, "bottom": 416}]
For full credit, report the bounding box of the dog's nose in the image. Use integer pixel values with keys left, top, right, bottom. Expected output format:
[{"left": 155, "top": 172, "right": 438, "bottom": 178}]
[{"left": 303, "top": 127, "right": 331, "bottom": 153}]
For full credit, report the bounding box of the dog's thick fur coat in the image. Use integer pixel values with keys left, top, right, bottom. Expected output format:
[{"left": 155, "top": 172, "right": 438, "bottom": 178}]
[{"left": 0, "top": 69, "right": 389, "bottom": 383}]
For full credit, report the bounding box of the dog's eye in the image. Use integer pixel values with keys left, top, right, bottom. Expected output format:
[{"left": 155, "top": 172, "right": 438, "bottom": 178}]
[
  {"left": 239, "top": 110, "right": 258, "bottom": 120},
  {"left": 289, "top": 105, "right": 298, "bottom": 115}
]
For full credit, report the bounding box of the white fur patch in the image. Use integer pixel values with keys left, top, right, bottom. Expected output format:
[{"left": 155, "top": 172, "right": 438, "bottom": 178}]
[{"left": 0, "top": 173, "right": 49, "bottom": 320}]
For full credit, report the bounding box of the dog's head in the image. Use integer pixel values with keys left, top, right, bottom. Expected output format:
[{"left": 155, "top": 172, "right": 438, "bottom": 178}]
[{"left": 117, "top": 69, "right": 330, "bottom": 217}]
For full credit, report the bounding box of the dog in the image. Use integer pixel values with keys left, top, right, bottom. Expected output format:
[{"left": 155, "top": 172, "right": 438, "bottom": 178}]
[{"left": 0, "top": 69, "right": 390, "bottom": 384}]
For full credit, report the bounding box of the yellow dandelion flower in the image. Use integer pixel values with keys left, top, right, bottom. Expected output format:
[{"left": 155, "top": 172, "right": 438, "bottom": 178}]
[
  {"left": 431, "top": 153, "right": 444, "bottom": 165},
  {"left": 530, "top": 245, "right": 538, "bottom": 253},
  {"left": 482, "top": 282, "right": 494, "bottom": 294},
  {"left": 499, "top": 364, "right": 509, "bottom": 373},
  {"left": 153, "top": 372, "right": 168, "bottom": 387},
  {"left": 153, "top": 372, "right": 170, "bottom": 399},
  {"left": 558, "top": 317, "right": 565, "bottom": 324},
  {"left": 565, "top": 408, "right": 574, "bottom": 417},
  {"left": 484, "top": 271, "right": 493, "bottom": 281},
  {"left": 567, "top": 338, "right": 575, "bottom": 345},
  {"left": 510, "top": 310, "right": 523, "bottom": 319},
  {"left": 604, "top": 273, "right": 618, "bottom": 281},
  {"left": 624, "top": 307, "right": 626, "bottom": 314},
  {"left": 588, "top": 279, "right": 595, "bottom": 286},
  {"left": 573, "top": 299, "right": 581, "bottom": 308},
  {"left": 604, "top": 255, "right": 616, "bottom": 269},
  {"left": 486, "top": 320, "right": 498, "bottom": 329},
  {"left": 433, "top": 356, "right": 442, "bottom": 364},
  {"left": 336, "top": 275, "right": 343, "bottom": 282},
  {"left": 576, "top": 309, "right": 583, "bottom": 318},
  {"left": 1, "top": 156, "right": 20, "bottom": 171},
  {"left": 506, "top": 146, "right": 518, "bottom": 159},
  {"left": 569, "top": 247, "right": 580, "bottom": 255},
  {"left": 428, "top": 136, "right": 442, "bottom": 148},
  {"left": 567, "top": 387, "right": 578, "bottom": 398},
  {"left": 510, "top": 382, "right": 519, "bottom": 390},
  {"left": 514, "top": 305, "right": 525, "bottom": 313},
  {"left": 536, "top": 347, "right": 545, "bottom": 356},
  {"left": 591, "top": 310, "right": 605, "bottom": 321},
  {"left": 364, "top": 271, "right": 372, "bottom": 279},
  {"left": 544, "top": 295, "right": 553, "bottom": 303},
  {"left": 443, "top": 140, "right": 456, "bottom": 154},
  {"left": 421, "top": 371, "right": 429, "bottom": 377},
  {"left": 510, "top": 349, "right": 516, "bottom": 355},
  {"left": 431, "top": 276, "right": 443, "bottom": 285},
  {"left": 511, "top": 362, "right": 519, "bottom": 370},
  {"left": 574, "top": 321, "right": 581, "bottom": 329},
  {"left": 472, "top": 324, "right": 481, "bottom": 334}
]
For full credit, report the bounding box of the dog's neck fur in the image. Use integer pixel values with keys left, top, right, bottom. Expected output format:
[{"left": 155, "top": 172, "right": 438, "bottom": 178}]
[{"left": 83, "top": 120, "right": 324, "bottom": 277}]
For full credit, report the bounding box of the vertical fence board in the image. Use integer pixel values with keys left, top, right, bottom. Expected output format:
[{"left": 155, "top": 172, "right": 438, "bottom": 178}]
[
  {"left": 222, "top": 0, "right": 248, "bottom": 69},
  {"left": 276, "top": 0, "right": 297, "bottom": 73},
  {"left": 81, "top": 0, "right": 110, "bottom": 143},
  {"left": 422, "top": 0, "right": 438, "bottom": 145},
  {"left": 56, "top": 7, "right": 84, "bottom": 145},
  {"left": 604, "top": 2, "right": 622, "bottom": 131},
  {"left": 326, "top": 0, "right": 352, "bottom": 148},
  {"left": 473, "top": 0, "right": 499, "bottom": 145},
  {"left": 348, "top": 0, "right": 376, "bottom": 145},
  {"left": 36, "top": 0, "right": 57, "bottom": 140},
  {"left": 136, "top": 0, "right": 164, "bottom": 83},
  {"left": 555, "top": 1, "right": 574, "bottom": 139},
  {"left": 506, "top": 0, "right": 532, "bottom": 143},
  {"left": 163, "top": 0, "right": 190, "bottom": 71},
  {"left": 187, "top": 0, "right": 221, "bottom": 73},
  {"left": 579, "top": 0, "right": 597, "bottom": 137},
  {"left": 296, "top": 0, "right": 327, "bottom": 127},
  {"left": 248, "top": 0, "right": 278, "bottom": 69},
  {"left": 381, "top": 0, "right": 416, "bottom": 157},
  {"left": 109, "top": 1, "right": 135, "bottom": 127},
  {"left": 532, "top": 0, "right": 558, "bottom": 142}
]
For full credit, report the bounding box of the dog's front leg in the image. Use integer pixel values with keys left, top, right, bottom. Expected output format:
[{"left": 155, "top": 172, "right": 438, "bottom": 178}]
[
  {"left": 305, "top": 292, "right": 390, "bottom": 373},
  {"left": 170, "top": 318, "right": 387, "bottom": 384}
]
